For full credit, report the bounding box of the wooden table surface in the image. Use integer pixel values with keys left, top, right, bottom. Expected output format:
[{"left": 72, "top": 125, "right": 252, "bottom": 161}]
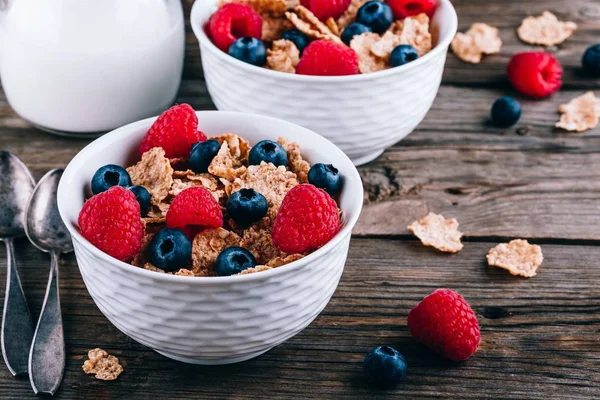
[{"left": 2, "top": 0, "right": 600, "bottom": 398}]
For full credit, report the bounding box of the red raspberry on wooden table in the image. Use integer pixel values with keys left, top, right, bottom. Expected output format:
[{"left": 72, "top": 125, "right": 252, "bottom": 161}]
[
  {"left": 272, "top": 184, "right": 340, "bottom": 254},
  {"left": 387, "top": 0, "right": 439, "bottom": 18},
  {"left": 166, "top": 187, "right": 223, "bottom": 234},
  {"left": 408, "top": 289, "right": 481, "bottom": 361},
  {"left": 300, "top": 0, "right": 352, "bottom": 21},
  {"left": 139, "top": 104, "right": 204, "bottom": 158},
  {"left": 78, "top": 186, "right": 143, "bottom": 262},
  {"left": 296, "top": 40, "right": 360, "bottom": 76},
  {"left": 208, "top": 3, "right": 263, "bottom": 52},
  {"left": 507, "top": 52, "right": 563, "bottom": 99}
]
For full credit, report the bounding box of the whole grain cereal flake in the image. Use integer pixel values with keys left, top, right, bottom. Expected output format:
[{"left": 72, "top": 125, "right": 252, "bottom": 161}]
[
  {"left": 351, "top": 32, "right": 388, "bottom": 74},
  {"left": 267, "top": 39, "right": 300, "bottom": 73},
  {"left": 486, "top": 239, "right": 543, "bottom": 278},
  {"left": 517, "top": 11, "right": 577, "bottom": 46},
  {"left": 126, "top": 147, "right": 174, "bottom": 205},
  {"left": 236, "top": 265, "right": 273, "bottom": 275},
  {"left": 285, "top": 5, "right": 343, "bottom": 44},
  {"left": 192, "top": 228, "right": 242, "bottom": 276},
  {"left": 336, "top": 0, "right": 370, "bottom": 29},
  {"left": 451, "top": 23, "right": 502, "bottom": 64},
  {"left": 555, "top": 91, "right": 600, "bottom": 133},
  {"left": 82, "top": 348, "right": 123, "bottom": 381},
  {"left": 407, "top": 212, "right": 464, "bottom": 253}
]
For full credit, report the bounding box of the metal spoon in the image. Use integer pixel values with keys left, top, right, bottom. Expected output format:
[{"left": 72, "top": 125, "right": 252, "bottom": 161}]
[
  {"left": 24, "top": 169, "right": 72, "bottom": 395},
  {"left": 0, "top": 151, "right": 35, "bottom": 376}
]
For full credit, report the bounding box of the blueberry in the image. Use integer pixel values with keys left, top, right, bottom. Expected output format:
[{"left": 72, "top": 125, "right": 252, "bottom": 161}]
[
  {"left": 128, "top": 185, "right": 151, "bottom": 216},
  {"left": 147, "top": 228, "right": 192, "bottom": 272},
  {"left": 91, "top": 164, "right": 131, "bottom": 195},
  {"left": 228, "top": 37, "right": 267, "bottom": 67},
  {"left": 582, "top": 44, "right": 600, "bottom": 76},
  {"left": 363, "top": 345, "right": 408, "bottom": 388},
  {"left": 282, "top": 29, "right": 311, "bottom": 54},
  {"left": 227, "top": 189, "right": 268, "bottom": 225},
  {"left": 390, "top": 45, "right": 419, "bottom": 68},
  {"left": 356, "top": 1, "right": 394, "bottom": 34},
  {"left": 308, "top": 163, "right": 342, "bottom": 195},
  {"left": 189, "top": 140, "right": 221, "bottom": 173},
  {"left": 491, "top": 96, "right": 522, "bottom": 128},
  {"left": 341, "top": 23, "right": 372, "bottom": 46},
  {"left": 215, "top": 247, "right": 257, "bottom": 276},
  {"left": 248, "top": 140, "right": 288, "bottom": 167}
]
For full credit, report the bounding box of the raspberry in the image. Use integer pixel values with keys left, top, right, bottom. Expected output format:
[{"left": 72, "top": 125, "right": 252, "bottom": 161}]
[
  {"left": 507, "top": 52, "right": 562, "bottom": 98},
  {"left": 139, "top": 104, "right": 204, "bottom": 158},
  {"left": 208, "top": 3, "right": 262, "bottom": 52},
  {"left": 78, "top": 186, "right": 143, "bottom": 262},
  {"left": 296, "top": 40, "right": 360, "bottom": 76},
  {"left": 408, "top": 289, "right": 480, "bottom": 361},
  {"left": 272, "top": 184, "right": 340, "bottom": 254},
  {"left": 387, "top": 0, "right": 438, "bottom": 19},
  {"left": 300, "top": 0, "right": 352, "bottom": 21},
  {"left": 166, "top": 187, "right": 223, "bottom": 234}
]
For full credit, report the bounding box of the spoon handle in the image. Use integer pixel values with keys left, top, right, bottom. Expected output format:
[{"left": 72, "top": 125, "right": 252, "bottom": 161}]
[
  {"left": 1, "top": 238, "right": 34, "bottom": 376},
  {"left": 28, "top": 251, "right": 65, "bottom": 395}
]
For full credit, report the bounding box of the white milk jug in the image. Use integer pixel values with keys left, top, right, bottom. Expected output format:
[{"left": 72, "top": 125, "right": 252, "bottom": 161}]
[{"left": 0, "top": 0, "right": 184, "bottom": 136}]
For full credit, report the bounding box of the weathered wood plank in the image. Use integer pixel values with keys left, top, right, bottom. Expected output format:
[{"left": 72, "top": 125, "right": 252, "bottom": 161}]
[
  {"left": 180, "top": 0, "right": 600, "bottom": 88},
  {"left": 2, "top": 81, "right": 600, "bottom": 240},
  {"left": 0, "top": 238, "right": 598, "bottom": 399}
]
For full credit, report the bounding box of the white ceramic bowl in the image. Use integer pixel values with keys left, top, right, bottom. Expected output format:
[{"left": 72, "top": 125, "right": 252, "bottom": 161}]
[
  {"left": 57, "top": 111, "right": 363, "bottom": 365},
  {"left": 191, "top": 0, "right": 457, "bottom": 166}
]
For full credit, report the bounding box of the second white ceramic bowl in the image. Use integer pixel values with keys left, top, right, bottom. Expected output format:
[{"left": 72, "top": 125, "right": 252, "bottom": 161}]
[
  {"left": 191, "top": 0, "right": 457, "bottom": 165},
  {"left": 58, "top": 111, "right": 363, "bottom": 364}
]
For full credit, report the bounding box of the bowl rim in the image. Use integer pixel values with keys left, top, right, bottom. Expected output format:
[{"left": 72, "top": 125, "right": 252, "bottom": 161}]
[
  {"left": 58, "top": 110, "right": 363, "bottom": 284},
  {"left": 190, "top": 0, "right": 458, "bottom": 83}
]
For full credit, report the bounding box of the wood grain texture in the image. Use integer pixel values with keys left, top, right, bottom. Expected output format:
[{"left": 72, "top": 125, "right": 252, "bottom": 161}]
[
  {"left": 1, "top": 238, "right": 599, "bottom": 399},
  {"left": 1, "top": 0, "right": 600, "bottom": 397},
  {"left": 180, "top": 0, "right": 600, "bottom": 88}
]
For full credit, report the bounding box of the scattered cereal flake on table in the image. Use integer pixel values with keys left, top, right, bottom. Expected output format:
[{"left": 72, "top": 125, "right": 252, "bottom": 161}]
[
  {"left": 266, "top": 253, "right": 304, "bottom": 267},
  {"left": 267, "top": 39, "right": 300, "bottom": 73},
  {"left": 337, "top": 0, "right": 370, "bottom": 29},
  {"left": 240, "top": 223, "right": 285, "bottom": 264},
  {"left": 486, "top": 239, "right": 543, "bottom": 278},
  {"left": 326, "top": 17, "right": 341, "bottom": 36},
  {"left": 555, "top": 91, "right": 600, "bottom": 133},
  {"left": 451, "top": 23, "right": 502, "bottom": 64},
  {"left": 277, "top": 137, "right": 309, "bottom": 183},
  {"left": 192, "top": 228, "right": 242, "bottom": 276},
  {"left": 208, "top": 142, "right": 248, "bottom": 182},
  {"left": 285, "top": 5, "right": 344, "bottom": 44},
  {"left": 82, "top": 348, "right": 123, "bottom": 381},
  {"left": 407, "top": 212, "right": 464, "bottom": 253},
  {"left": 394, "top": 13, "right": 432, "bottom": 57},
  {"left": 231, "top": 161, "right": 298, "bottom": 218},
  {"left": 236, "top": 265, "right": 273, "bottom": 275},
  {"left": 517, "top": 11, "right": 577, "bottom": 46},
  {"left": 351, "top": 32, "right": 388, "bottom": 74},
  {"left": 127, "top": 147, "right": 174, "bottom": 205},
  {"left": 262, "top": 16, "right": 293, "bottom": 42}
]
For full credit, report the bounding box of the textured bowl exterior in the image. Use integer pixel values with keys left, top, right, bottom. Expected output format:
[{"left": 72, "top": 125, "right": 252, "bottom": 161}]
[
  {"left": 72, "top": 232, "right": 349, "bottom": 363},
  {"left": 191, "top": 0, "right": 458, "bottom": 165},
  {"left": 58, "top": 111, "right": 363, "bottom": 364}
]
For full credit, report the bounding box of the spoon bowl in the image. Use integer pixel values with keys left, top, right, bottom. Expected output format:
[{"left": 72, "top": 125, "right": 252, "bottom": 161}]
[
  {"left": 0, "top": 151, "right": 35, "bottom": 238},
  {"left": 25, "top": 169, "right": 73, "bottom": 254}
]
